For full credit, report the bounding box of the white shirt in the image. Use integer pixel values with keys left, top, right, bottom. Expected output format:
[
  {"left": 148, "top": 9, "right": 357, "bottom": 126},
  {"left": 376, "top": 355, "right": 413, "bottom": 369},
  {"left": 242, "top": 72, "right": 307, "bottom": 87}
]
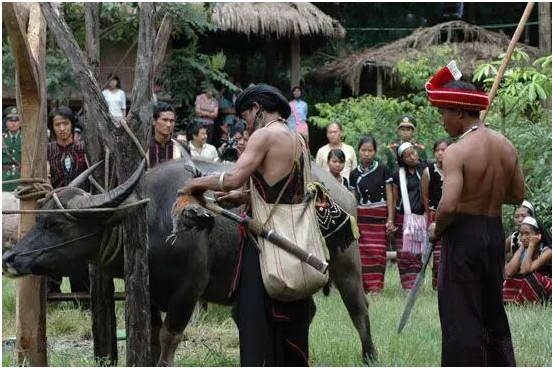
[
  {"left": 190, "top": 143, "right": 219, "bottom": 162},
  {"left": 102, "top": 89, "right": 126, "bottom": 117},
  {"left": 315, "top": 143, "right": 358, "bottom": 178}
]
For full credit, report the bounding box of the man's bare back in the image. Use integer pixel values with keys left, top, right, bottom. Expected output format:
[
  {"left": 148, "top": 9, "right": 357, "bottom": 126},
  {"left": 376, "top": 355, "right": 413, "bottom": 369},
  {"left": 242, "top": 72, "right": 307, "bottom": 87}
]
[
  {"left": 254, "top": 123, "right": 302, "bottom": 186},
  {"left": 443, "top": 127, "right": 524, "bottom": 217}
]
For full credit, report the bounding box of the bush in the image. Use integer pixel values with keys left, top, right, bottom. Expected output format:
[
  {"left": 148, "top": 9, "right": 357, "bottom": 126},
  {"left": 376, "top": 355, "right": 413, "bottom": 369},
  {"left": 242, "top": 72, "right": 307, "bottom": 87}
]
[{"left": 310, "top": 93, "right": 444, "bottom": 161}]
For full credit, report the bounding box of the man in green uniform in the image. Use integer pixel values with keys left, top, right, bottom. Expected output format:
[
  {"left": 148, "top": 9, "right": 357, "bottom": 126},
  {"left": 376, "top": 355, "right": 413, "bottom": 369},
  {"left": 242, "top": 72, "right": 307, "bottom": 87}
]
[
  {"left": 2, "top": 107, "right": 21, "bottom": 192},
  {"left": 384, "top": 115, "right": 427, "bottom": 171}
]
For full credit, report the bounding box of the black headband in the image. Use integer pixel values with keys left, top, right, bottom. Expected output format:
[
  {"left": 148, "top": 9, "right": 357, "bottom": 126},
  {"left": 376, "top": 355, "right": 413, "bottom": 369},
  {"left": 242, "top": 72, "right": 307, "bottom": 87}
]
[{"left": 235, "top": 84, "right": 291, "bottom": 119}]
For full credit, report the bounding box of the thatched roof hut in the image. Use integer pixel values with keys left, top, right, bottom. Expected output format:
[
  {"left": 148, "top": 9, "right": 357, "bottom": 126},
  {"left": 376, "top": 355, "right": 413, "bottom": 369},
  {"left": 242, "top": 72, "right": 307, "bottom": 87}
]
[
  {"left": 315, "top": 20, "right": 539, "bottom": 96},
  {"left": 211, "top": 2, "right": 345, "bottom": 87},
  {"left": 211, "top": 2, "right": 345, "bottom": 39}
]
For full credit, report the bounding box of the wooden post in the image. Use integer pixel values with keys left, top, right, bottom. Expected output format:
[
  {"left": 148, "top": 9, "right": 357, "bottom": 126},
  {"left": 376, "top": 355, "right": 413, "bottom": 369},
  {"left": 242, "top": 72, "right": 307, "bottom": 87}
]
[
  {"left": 41, "top": 2, "right": 156, "bottom": 366},
  {"left": 84, "top": 2, "right": 119, "bottom": 366},
  {"left": 376, "top": 67, "right": 383, "bottom": 97},
  {"left": 290, "top": 36, "right": 301, "bottom": 89},
  {"left": 539, "top": 2, "right": 552, "bottom": 55},
  {"left": 3, "top": 2, "right": 48, "bottom": 366}
]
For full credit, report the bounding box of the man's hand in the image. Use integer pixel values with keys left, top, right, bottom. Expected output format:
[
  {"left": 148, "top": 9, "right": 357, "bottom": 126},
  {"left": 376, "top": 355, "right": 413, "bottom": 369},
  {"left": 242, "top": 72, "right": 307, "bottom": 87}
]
[
  {"left": 214, "top": 190, "right": 249, "bottom": 208},
  {"left": 178, "top": 178, "right": 201, "bottom": 197},
  {"left": 428, "top": 222, "right": 437, "bottom": 242}
]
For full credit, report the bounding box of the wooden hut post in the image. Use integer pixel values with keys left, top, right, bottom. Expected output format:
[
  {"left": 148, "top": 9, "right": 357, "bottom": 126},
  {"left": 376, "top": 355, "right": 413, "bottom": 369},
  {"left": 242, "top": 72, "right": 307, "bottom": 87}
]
[
  {"left": 290, "top": 36, "right": 301, "bottom": 88},
  {"left": 2, "top": 2, "right": 48, "bottom": 365},
  {"left": 376, "top": 67, "right": 383, "bottom": 97}
]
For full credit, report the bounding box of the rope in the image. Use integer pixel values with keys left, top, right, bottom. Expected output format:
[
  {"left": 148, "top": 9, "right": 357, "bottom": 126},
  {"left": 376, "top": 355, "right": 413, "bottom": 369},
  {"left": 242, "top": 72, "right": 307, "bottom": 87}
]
[
  {"left": 3, "top": 178, "right": 53, "bottom": 200},
  {"left": 2, "top": 198, "right": 150, "bottom": 215}
]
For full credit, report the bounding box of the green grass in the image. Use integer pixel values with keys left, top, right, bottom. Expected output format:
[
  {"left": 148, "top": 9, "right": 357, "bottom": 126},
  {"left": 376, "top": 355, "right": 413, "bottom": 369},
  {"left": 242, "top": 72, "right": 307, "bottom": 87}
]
[{"left": 2, "top": 268, "right": 552, "bottom": 366}]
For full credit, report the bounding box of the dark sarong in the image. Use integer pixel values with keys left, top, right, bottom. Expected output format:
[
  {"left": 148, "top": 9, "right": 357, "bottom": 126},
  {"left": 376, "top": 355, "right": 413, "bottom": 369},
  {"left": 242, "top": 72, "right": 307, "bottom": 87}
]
[
  {"left": 503, "top": 272, "right": 552, "bottom": 305},
  {"left": 428, "top": 210, "right": 442, "bottom": 290},
  {"left": 394, "top": 213, "right": 422, "bottom": 290},
  {"left": 357, "top": 206, "right": 387, "bottom": 293},
  {"left": 231, "top": 232, "right": 315, "bottom": 366},
  {"left": 438, "top": 213, "right": 516, "bottom": 367}
]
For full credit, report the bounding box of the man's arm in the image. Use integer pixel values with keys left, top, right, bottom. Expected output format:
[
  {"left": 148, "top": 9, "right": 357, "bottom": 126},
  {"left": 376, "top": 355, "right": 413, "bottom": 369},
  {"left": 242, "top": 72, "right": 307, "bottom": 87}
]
[
  {"left": 504, "top": 154, "right": 525, "bottom": 205},
  {"left": 178, "top": 129, "right": 268, "bottom": 196},
  {"left": 434, "top": 148, "right": 464, "bottom": 238}
]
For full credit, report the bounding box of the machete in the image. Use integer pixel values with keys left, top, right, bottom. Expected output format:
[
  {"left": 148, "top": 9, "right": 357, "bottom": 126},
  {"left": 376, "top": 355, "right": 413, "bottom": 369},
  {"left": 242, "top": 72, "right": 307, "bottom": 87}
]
[{"left": 397, "top": 237, "right": 435, "bottom": 333}]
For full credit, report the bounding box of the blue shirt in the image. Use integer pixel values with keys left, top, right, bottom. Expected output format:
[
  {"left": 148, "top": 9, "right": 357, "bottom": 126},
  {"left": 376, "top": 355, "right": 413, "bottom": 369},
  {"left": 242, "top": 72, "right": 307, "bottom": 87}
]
[{"left": 286, "top": 98, "right": 308, "bottom": 131}]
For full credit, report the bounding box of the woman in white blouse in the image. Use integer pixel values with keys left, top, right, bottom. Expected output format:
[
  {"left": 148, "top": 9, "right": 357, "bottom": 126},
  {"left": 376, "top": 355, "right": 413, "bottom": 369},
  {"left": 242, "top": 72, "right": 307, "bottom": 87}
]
[{"left": 102, "top": 75, "right": 126, "bottom": 119}]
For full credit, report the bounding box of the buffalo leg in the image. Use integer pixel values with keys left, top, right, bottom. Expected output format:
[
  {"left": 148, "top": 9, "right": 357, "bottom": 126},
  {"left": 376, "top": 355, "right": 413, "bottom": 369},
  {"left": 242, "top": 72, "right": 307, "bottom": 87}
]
[
  {"left": 158, "top": 324, "right": 184, "bottom": 367},
  {"left": 330, "top": 243, "right": 377, "bottom": 363},
  {"left": 150, "top": 305, "right": 163, "bottom": 367}
]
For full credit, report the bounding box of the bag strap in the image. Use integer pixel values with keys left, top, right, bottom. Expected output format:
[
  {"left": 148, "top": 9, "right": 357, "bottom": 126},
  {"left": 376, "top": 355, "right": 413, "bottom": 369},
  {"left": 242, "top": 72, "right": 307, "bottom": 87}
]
[
  {"left": 262, "top": 132, "right": 301, "bottom": 226},
  {"left": 399, "top": 167, "right": 412, "bottom": 215}
]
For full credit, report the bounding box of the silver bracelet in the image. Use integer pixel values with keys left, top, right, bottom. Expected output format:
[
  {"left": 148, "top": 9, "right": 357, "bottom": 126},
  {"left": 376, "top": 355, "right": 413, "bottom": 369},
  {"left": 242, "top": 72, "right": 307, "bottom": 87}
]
[{"left": 218, "top": 172, "right": 226, "bottom": 191}]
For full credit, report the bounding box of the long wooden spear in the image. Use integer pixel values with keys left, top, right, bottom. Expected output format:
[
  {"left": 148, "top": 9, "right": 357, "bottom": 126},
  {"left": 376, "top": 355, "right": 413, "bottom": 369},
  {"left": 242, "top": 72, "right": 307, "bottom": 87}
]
[{"left": 481, "top": 2, "right": 536, "bottom": 121}]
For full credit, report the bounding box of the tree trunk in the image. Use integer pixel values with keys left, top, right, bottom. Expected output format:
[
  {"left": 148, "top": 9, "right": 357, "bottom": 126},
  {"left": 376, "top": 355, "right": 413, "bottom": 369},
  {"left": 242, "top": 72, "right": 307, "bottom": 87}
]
[
  {"left": 41, "top": 2, "right": 156, "bottom": 366},
  {"left": 85, "top": 2, "right": 119, "bottom": 366},
  {"left": 539, "top": 2, "right": 552, "bottom": 56},
  {"left": 2, "top": 2, "right": 48, "bottom": 366}
]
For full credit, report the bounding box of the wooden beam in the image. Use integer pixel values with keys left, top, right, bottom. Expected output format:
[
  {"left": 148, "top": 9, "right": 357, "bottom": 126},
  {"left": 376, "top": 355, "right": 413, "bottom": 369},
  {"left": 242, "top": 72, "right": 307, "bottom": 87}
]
[
  {"left": 290, "top": 36, "right": 301, "bottom": 89},
  {"left": 3, "top": 2, "right": 48, "bottom": 366},
  {"left": 84, "top": 3, "right": 119, "bottom": 366},
  {"left": 539, "top": 2, "right": 552, "bottom": 55}
]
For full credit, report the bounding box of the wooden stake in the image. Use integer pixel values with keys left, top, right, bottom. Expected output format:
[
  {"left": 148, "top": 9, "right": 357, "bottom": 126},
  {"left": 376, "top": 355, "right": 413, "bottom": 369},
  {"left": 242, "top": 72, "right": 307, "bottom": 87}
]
[
  {"left": 481, "top": 2, "right": 536, "bottom": 121},
  {"left": 3, "top": 2, "right": 48, "bottom": 366}
]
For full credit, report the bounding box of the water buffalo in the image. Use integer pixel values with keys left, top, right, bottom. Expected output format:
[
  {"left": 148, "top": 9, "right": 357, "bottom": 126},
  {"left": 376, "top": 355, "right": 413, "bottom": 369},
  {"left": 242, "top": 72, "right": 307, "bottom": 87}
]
[{"left": 2, "top": 155, "right": 376, "bottom": 365}]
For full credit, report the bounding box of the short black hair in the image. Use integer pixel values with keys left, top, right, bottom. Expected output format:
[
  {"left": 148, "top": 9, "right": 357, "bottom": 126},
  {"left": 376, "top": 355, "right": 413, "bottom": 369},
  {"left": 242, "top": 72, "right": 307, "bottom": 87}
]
[
  {"left": 153, "top": 102, "right": 175, "bottom": 120},
  {"left": 443, "top": 80, "right": 481, "bottom": 118},
  {"left": 327, "top": 148, "right": 346, "bottom": 163},
  {"left": 190, "top": 121, "right": 207, "bottom": 138},
  {"left": 327, "top": 121, "right": 343, "bottom": 131},
  {"left": 358, "top": 135, "right": 378, "bottom": 152},
  {"left": 231, "top": 121, "right": 247, "bottom": 137},
  {"left": 107, "top": 74, "right": 122, "bottom": 89},
  {"left": 291, "top": 86, "right": 302, "bottom": 96},
  {"left": 47, "top": 106, "right": 76, "bottom": 134},
  {"left": 433, "top": 138, "right": 451, "bottom": 152}
]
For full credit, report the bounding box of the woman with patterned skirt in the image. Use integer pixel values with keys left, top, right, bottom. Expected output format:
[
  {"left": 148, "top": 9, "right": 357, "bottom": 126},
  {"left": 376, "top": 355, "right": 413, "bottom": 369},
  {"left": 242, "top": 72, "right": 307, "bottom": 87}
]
[
  {"left": 421, "top": 138, "right": 449, "bottom": 290},
  {"left": 349, "top": 136, "right": 395, "bottom": 293},
  {"left": 503, "top": 216, "right": 552, "bottom": 305},
  {"left": 391, "top": 143, "right": 427, "bottom": 290}
]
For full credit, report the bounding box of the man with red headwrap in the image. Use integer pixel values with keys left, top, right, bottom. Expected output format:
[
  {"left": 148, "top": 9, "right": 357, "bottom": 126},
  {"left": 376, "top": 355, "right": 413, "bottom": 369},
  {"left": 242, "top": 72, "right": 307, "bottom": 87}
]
[{"left": 426, "top": 61, "right": 524, "bottom": 366}]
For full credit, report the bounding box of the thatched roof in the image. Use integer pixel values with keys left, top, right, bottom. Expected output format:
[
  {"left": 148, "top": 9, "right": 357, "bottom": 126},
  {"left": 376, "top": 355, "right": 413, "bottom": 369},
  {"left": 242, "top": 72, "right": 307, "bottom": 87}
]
[
  {"left": 210, "top": 2, "right": 345, "bottom": 39},
  {"left": 315, "top": 20, "right": 539, "bottom": 95}
]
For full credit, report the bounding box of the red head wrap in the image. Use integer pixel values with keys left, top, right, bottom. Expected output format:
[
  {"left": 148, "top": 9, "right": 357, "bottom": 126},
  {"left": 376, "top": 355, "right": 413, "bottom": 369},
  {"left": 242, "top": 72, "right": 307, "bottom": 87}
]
[{"left": 425, "top": 61, "right": 489, "bottom": 111}]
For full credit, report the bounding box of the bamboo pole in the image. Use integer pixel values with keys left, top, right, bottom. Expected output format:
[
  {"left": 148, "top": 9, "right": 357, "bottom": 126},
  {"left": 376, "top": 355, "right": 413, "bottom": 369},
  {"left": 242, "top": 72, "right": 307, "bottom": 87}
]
[{"left": 481, "top": 2, "right": 536, "bottom": 121}]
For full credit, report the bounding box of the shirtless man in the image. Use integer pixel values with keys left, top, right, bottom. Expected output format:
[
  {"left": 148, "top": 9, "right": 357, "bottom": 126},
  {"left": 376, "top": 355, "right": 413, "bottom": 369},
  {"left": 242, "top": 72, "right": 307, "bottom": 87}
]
[
  {"left": 178, "top": 84, "right": 313, "bottom": 366},
  {"left": 425, "top": 62, "right": 524, "bottom": 367}
]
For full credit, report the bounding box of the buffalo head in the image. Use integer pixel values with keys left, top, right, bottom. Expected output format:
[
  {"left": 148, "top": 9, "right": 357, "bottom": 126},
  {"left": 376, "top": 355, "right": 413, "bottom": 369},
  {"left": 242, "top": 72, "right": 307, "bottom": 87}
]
[{"left": 2, "top": 160, "right": 145, "bottom": 277}]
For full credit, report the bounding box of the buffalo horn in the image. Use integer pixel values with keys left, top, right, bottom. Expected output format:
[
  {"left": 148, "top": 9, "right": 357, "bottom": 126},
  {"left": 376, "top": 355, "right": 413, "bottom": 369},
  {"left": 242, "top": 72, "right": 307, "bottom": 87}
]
[
  {"left": 67, "top": 160, "right": 104, "bottom": 188},
  {"left": 67, "top": 159, "right": 146, "bottom": 210}
]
